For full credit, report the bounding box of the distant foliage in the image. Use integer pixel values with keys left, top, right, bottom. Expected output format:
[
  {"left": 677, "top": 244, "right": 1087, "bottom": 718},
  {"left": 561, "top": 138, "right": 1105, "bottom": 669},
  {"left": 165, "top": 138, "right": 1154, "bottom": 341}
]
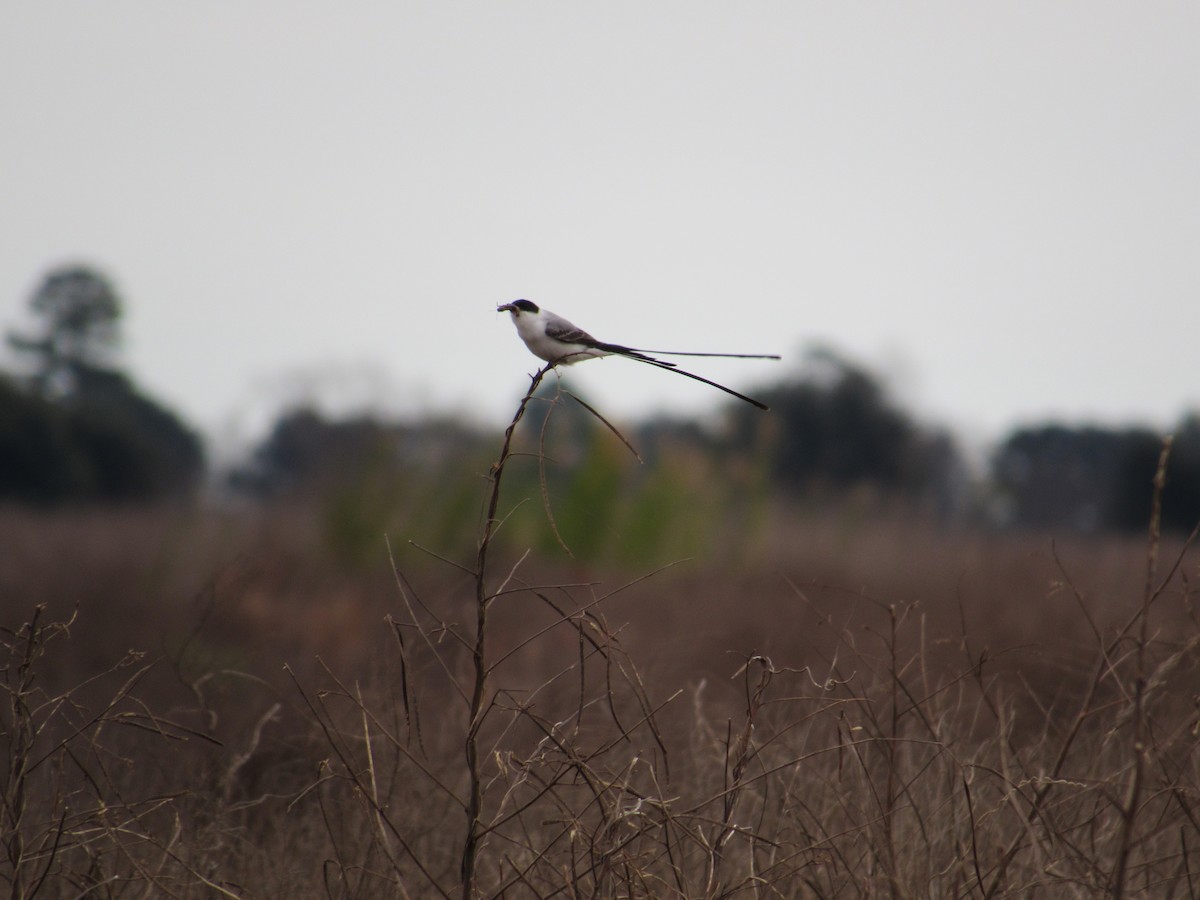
[
  {"left": 230, "top": 406, "right": 491, "bottom": 564},
  {"left": 232, "top": 408, "right": 400, "bottom": 496},
  {"left": 992, "top": 418, "right": 1200, "bottom": 533},
  {"left": 66, "top": 364, "right": 205, "bottom": 501},
  {"left": 8, "top": 266, "right": 122, "bottom": 397},
  {"left": 1, "top": 264, "right": 204, "bottom": 504},
  {"left": 727, "top": 346, "right": 961, "bottom": 504},
  {"left": 232, "top": 407, "right": 484, "bottom": 497},
  {"left": 0, "top": 374, "right": 81, "bottom": 503}
]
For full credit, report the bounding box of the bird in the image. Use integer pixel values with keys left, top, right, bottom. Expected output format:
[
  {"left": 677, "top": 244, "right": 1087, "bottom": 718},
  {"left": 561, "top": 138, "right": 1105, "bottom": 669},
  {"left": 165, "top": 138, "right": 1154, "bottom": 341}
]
[{"left": 497, "top": 299, "right": 779, "bottom": 410}]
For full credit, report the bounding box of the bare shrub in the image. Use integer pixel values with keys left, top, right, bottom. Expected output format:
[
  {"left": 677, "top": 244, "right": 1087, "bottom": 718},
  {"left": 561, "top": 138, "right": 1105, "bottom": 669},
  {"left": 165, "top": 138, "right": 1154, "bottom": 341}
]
[
  {"left": 3, "top": 391, "right": 1198, "bottom": 897},
  {"left": 285, "top": 378, "right": 1200, "bottom": 897}
]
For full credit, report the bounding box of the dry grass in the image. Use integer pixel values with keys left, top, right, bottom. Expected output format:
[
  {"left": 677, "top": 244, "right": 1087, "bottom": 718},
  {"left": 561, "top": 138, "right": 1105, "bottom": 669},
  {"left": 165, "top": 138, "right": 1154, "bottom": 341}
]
[{"left": 2, "top": 412, "right": 1199, "bottom": 897}]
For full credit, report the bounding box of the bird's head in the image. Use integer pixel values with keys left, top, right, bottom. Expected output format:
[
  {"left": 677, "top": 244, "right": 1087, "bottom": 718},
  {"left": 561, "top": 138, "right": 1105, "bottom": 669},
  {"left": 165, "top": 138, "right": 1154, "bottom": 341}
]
[{"left": 497, "top": 299, "right": 539, "bottom": 317}]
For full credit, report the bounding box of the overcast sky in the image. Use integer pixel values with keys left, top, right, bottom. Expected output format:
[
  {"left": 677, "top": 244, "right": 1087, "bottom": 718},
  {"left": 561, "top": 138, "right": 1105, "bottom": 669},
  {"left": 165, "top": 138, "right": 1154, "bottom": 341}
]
[{"left": 2, "top": 3, "right": 1197, "bottom": 453}]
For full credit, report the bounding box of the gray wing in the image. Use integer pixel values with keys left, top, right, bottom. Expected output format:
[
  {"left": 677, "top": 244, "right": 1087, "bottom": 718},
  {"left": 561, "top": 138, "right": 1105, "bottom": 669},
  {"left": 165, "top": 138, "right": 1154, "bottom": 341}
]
[
  {"left": 543, "top": 311, "right": 599, "bottom": 346},
  {"left": 540, "top": 310, "right": 678, "bottom": 367}
]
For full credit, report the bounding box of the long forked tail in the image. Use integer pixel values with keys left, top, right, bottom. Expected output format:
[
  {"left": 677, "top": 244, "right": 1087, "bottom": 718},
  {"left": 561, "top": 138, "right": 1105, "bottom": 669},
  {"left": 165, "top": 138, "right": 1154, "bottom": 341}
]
[
  {"left": 592, "top": 339, "right": 780, "bottom": 361},
  {"left": 623, "top": 353, "right": 770, "bottom": 410},
  {"left": 632, "top": 349, "right": 781, "bottom": 360}
]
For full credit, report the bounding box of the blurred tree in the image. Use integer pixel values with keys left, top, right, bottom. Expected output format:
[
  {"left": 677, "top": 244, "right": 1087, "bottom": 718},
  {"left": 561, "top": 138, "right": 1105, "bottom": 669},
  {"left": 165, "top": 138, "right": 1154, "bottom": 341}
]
[
  {"left": 8, "top": 265, "right": 122, "bottom": 397},
  {"left": 992, "top": 420, "right": 1200, "bottom": 534},
  {"left": 0, "top": 374, "right": 83, "bottom": 504},
  {"left": 0, "top": 264, "right": 205, "bottom": 504},
  {"left": 234, "top": 408, "right": 402, "bottom": 496},
  {"left": 727, "top": 346, "right": 958, "bottom": 502},
  {"left": 992, "top": 425, "right": 1130, "bottom": 532},
  {"left": 230, "top": 406, "right": 490, "bottom": 565},
  {"left": 231, "top": 405, "right": 493, "bottom": 498},
  {"left": 67, "top": 366, "right": 206, "bottom": 501},
  {"left": 1110, "top": 417, "right": 1200, "bottom": 533}
]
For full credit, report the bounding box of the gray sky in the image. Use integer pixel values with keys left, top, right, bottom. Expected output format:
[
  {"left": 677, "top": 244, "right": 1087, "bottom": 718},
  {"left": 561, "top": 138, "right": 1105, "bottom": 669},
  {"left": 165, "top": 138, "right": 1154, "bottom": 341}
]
[{"left": 2, "top": 3, "right": 1197, "bottom": 451}]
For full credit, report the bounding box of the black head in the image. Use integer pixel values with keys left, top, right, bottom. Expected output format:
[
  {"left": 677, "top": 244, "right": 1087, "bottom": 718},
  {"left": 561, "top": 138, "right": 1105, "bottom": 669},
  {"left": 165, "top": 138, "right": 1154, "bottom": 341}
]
[{"left": 498, "top": 299, "right": 539, "bottom": 314}]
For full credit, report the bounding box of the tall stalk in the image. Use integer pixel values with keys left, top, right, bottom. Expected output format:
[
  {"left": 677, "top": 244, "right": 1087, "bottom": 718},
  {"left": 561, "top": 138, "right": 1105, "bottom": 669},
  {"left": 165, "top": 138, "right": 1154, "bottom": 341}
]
[{"left": 460, "top": 363, "right": 553, "bottom": 898}]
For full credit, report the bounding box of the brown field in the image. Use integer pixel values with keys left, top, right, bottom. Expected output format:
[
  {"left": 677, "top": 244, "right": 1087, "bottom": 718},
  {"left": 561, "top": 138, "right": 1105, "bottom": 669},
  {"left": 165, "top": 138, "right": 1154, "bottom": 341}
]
[{"left": 3, "top": 487, "right": 1198, "bottom": 899}]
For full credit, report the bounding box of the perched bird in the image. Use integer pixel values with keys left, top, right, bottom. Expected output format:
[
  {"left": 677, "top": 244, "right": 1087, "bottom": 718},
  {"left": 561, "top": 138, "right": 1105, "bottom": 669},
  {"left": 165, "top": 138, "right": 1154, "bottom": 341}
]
[{"left": 497, "top": 299, "right": 778, "bottom": 410}]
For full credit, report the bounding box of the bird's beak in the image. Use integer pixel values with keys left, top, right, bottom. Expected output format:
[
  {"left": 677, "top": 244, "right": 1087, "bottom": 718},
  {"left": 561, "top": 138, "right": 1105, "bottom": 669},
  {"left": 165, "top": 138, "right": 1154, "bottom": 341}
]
[{"left": 497, "top": 303, "right": 516, "bottom": 313}]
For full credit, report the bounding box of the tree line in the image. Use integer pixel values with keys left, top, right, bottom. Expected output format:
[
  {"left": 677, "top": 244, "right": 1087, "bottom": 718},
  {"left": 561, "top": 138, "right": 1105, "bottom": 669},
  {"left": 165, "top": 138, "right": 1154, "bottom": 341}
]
[
  {"left": 1, "top": 266, "right": 203, "bottom": 503},
  {"left": 2, "top": 263, "right": 1197, "bottom": 535}
]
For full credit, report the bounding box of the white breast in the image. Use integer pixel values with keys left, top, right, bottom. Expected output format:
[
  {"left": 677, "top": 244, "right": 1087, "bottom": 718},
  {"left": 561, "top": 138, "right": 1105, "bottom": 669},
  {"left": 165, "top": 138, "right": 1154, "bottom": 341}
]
[{"left": 514, "top": 314, "right": 607, "bottom": 365}]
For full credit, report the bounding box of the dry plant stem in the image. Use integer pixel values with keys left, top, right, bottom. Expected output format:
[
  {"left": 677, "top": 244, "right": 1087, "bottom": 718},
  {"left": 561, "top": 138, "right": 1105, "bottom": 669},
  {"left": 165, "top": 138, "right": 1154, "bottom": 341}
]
[
  {"left": 1, "top": 607, "right": 96, "bottom": 898},
  {"left": 2, "top": 605, "right": 47, "bottom": 896},
  {"left": 532, "top": 383, "right": 643, "bottom": 557},
  {"left": 706, "top": 655, "right": 772, "bottom": 898},
  {"left": 461, "top": 361, "right": 555, "bottom": 897},
  {"left": 537, "top": 388, "right": 574, "bottom": 557},
  {"left": 566, "top": 389, "right": 642, "bottom": 463},
  {"left": 1111, "top": 435, "right": 1172, "bottom": 899}
]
